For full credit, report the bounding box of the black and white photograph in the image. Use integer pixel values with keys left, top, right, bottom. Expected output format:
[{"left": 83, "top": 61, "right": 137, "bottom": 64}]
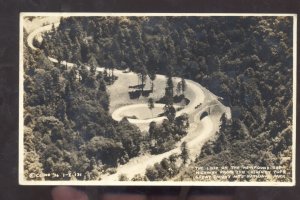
[{"left": 19, "top": 13, "right": 296, "bottom": 186}]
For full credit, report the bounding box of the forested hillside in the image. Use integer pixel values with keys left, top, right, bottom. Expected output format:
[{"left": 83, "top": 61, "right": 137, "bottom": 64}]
[
  {"left": 24, "top": 16, "right": 294, "bottom": 181},
  {"left": 23, "top": 40, "right": 147, "bottom": 180}
]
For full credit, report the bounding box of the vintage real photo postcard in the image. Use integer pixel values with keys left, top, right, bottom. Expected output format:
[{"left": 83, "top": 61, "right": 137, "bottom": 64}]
[{"left": 19, "top": 13, "right": 297, "bottom": 186}]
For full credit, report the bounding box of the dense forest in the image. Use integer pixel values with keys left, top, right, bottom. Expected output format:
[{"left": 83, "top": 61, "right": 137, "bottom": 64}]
[
  {"left": 24, "top": 40, "right": 147, "bottom": 180},
  {"left": 24, "top": 16, "right": 293, "bottom": 181}
]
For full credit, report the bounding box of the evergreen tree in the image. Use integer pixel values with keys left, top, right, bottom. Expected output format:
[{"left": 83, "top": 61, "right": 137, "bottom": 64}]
[
  {"left": 181, "top": 77, "right": 187, "bottom": 95},
  {"left": 164, "top": 104, "right": 176, "bottom": 122},
  {"left": 181, "top": 142, "right": 189, "bottom": 165},
  {"left": 88, "top": 55, "right": 98, "bottom": 76},
  {"left": 148, "top": 98, "right": 154, "bottom": 117},
  {"left": 165, "top": 76, "right": 174, "bottom": 105}
]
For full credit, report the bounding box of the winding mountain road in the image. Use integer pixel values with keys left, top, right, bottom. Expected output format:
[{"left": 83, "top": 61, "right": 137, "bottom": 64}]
[{"left": 25, "top": 18, "right": 231, "bottom": 181}]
